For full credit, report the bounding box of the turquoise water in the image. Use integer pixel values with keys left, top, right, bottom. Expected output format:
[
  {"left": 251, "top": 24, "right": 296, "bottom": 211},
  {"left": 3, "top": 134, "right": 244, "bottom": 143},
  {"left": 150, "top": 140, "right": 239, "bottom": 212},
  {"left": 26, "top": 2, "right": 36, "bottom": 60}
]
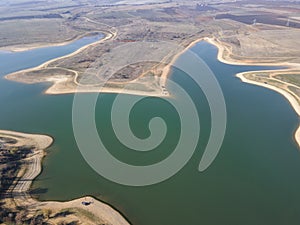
[{"left": 1, "top": 39, "right": 300, "bottom": 225}]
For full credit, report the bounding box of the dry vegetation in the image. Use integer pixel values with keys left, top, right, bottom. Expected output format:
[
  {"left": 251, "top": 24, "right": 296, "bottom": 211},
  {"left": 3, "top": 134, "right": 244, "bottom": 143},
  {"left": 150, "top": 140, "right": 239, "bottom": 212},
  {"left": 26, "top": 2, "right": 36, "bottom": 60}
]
[
  {"left": 1, "top": 0, "right": 299, "bottom": 96},
  {"left": 241, "top": 70, "right": 300, "bottom": 105},
  {"left": 0, "top": 131, "right": 129, "bottom": 225},
  {"left": 2, "top": 0, "right": 300, "bottom": 223},
  {"left": 2, "top": 0, "right": 300, "bottom": 96}
]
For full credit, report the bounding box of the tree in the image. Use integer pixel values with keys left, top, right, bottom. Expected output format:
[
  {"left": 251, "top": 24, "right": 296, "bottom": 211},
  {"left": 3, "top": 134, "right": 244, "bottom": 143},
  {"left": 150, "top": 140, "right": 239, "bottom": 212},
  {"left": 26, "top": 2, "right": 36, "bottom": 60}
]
[
  {"left": 15, "top": 211, "right": 27, "bottom": 224},
  {"left": 42, "top": 209, "right": 52, "bottom": 219}
]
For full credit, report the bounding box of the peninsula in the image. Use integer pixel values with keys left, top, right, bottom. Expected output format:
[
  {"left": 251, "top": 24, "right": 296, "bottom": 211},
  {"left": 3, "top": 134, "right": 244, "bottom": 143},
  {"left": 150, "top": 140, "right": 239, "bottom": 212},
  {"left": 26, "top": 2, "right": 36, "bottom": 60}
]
[{"left": 1, "top": 0, "right": 300, "bottom": 224}]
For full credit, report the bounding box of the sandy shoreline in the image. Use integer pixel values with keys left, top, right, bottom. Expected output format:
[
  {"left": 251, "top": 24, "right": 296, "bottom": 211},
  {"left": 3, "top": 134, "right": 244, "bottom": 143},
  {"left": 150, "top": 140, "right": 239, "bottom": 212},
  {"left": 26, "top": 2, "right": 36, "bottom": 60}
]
[
  {"left": 4, "top": 29, "right": 169, "bottom": 97},
  {"left": 4, "top": 33, "right": 300, "bottom": 147},
  {"left": 204, "top": 37, "right": 296, "bottom": 67},
  {"left": 236, "top": 72, "right": 300, "bottom": 148},
  {"left": 159, "top": 35, "right": 300, "bottom": 148},
  {"left": 0, "top": 31, "right": 109, "bottom": 53},
  {"left": 162, "top": 36, "right": 298, "bottom": 84},
  {"left": 237, "top": 72, "right": 300, "bottom": 116},
  {"left": 1, "top": 30, "right": 300, "bottom": 223},
  {"left": 203, "top": 37, "right": 300, "bottom": 148},
  {"left": 0, "top": 130, "right": 53, "bottom": 150},
  {"left": 4, "top": 30, "right": 114, "bottom": 86},
  {"left": 160, "top": 38, "right": 205, "bottom": 86},
  {"left": 0, "top": 130, "right": 130, "bottom": 225}
]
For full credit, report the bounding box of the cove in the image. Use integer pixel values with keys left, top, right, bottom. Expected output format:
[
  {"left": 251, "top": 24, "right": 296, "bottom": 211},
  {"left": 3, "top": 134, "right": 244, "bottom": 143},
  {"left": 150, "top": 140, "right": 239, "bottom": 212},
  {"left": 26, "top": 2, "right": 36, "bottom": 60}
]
[{"left": 1, "top": 39, "right": 300, "bottom": 225}]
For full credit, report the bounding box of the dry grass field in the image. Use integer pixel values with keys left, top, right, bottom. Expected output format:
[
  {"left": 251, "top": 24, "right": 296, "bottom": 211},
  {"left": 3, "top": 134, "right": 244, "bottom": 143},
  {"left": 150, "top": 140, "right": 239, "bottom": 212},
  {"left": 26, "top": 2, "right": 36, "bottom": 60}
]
[
  {"left": 2, "top": 0, "right": 300, "bottom": 224},
  {"left": 2, "top": 0, "right": 300, "bottom": 97}
]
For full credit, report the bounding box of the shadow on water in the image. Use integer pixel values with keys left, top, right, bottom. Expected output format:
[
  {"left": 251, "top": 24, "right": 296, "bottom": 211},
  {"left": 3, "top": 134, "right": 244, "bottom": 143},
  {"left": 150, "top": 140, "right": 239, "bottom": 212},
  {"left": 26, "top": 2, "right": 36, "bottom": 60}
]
[{"left": 29, "top": 187, "right": 48, "bottom": 195}]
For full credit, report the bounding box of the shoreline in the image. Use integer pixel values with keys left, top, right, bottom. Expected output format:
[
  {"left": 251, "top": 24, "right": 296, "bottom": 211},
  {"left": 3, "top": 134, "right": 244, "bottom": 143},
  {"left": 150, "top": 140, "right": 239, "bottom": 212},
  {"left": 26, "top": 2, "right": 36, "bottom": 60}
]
[
  {"left": 204, "top": 37, "right": 299, "bottom": 68},
  {"left": 236, "top": 72, "right": 300, "bottom": 148},
  {"left": 0, "top": 31, "right": 108, "bottom": 53},
  {"left": 161, "top": 36, "right": 299, "bottom": 85},
  {"left": 203, "top": 37, "right": 300, "bottom": 148},
  {"left": 4, "top": 33, "right": 300, "bottom": 140},
  {"left": 1, "top": 33, "right": 300, "bottom": 222},
  {"left": 0, "top": 130, "right": 130, "bottom": 225},
  {"left": 4, "top": 29, "right": 170, "bottom": 97},
  {"left": 162, "top": 36, "right": 300, "bottom": 148},
  {"left": 3, "top": 31, "right": 300, "bottom": 136},
  {"left": 160, "top": 38, "right": 206, "bottom": 86},
  {"left": 4, "top": 30, "right": 114, "bottom": 81}
]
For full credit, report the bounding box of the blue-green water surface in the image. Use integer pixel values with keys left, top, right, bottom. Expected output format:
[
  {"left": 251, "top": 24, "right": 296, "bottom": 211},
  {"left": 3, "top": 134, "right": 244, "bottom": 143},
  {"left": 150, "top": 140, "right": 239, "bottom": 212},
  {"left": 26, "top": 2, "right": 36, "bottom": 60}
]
[{"left": 1, "top": 39, "right": 300, "bottom": 225}]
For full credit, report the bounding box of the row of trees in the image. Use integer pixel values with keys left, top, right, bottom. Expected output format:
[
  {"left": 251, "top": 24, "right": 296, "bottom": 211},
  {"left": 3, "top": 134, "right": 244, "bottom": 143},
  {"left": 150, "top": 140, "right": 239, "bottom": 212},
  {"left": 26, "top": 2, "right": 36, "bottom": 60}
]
[
  {"left": 0, "top": 146, "right": 32, "bottom": 193},
  {"left": 0, "top": 144, "right": 78, "bottom": 224},
  {"left": 0, "top": 206, "right": 79, "bottom": 225}
]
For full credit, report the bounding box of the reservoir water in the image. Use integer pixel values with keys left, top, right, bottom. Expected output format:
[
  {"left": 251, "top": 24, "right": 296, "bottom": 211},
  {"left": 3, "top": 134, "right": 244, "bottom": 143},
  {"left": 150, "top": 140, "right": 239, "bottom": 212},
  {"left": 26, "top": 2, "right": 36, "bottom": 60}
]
[{"left": 1, "top": 38, "right": 300, "bottom": 225}]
